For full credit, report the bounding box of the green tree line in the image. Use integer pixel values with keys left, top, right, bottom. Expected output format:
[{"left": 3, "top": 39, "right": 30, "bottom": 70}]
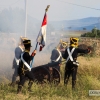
[{"left": 81, "top": 27, "right": 100, "bottom": 38}]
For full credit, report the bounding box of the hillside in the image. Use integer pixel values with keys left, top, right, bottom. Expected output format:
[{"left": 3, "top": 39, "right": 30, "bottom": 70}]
[{"left": 49, "top": 17, "right": 100, "bottom": 31}]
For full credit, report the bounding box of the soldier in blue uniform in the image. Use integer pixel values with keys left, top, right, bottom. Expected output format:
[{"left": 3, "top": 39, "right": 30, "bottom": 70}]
[
  {"left": 50, "top": 46, "right": 62, "bottom": 71},
  {"left": 10, "top": 37, "right": 28, "bottom": 86},
  {"left": 63, "top": 37, "right": 91, "bottom": 89},
  {"left": 17, "top": 39, "right": 36, "bottom": 94},
  {"left": 50, "top": 40, "right": 66, "bottom": 72}
]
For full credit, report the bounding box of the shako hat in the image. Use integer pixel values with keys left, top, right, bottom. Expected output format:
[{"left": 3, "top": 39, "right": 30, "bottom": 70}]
[
  {"left": 19, "top": 36, "right": 28, "bottom": 45},
  {"left": 23, "top": 40, "right": 32, "bottom": 48},
  {"left": 70, "top": 37, "right": 79, "bottom": 47}
]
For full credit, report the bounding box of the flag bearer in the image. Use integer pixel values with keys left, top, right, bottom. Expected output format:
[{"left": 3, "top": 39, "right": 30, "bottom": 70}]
[
  {"left": 62, "top": 37, "right": 91, "bottom": 89},
  {"left": 17, "top": 39, "right": 36, "bottom": 94}
]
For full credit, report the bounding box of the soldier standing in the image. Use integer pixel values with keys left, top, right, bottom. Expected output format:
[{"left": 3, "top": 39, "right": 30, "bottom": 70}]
[
  {"left": 10, "top": 37, "right": 28, "bottom": 86},
  {"left": 50, "top": 46, "right": 62, "bottom": 71},
  {"left": 62, "top": 37, "right": 91, "bottom": 89},
  {"left": 50, "top": 40, "right": 66, "bottom": 72},
  {"left": 17, "top": 39, "right": 36, "bottom": 94}
]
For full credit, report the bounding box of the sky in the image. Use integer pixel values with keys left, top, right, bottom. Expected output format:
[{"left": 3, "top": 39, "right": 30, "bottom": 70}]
[{"left": 0, "top": 0, "right": 100, "bottom": 21}]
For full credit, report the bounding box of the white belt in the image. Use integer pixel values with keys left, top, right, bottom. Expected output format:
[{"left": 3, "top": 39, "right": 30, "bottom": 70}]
[
  {"left": 21, "top": 53, "right": 31, "bottom": 71},
  {"left": 15, "top": 57, "right": 20, "bottom": 65}
]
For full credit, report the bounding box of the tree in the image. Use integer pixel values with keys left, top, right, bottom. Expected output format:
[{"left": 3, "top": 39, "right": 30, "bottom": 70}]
[{"left": 81, "top": 27, "right": 100, "bottom": 38}]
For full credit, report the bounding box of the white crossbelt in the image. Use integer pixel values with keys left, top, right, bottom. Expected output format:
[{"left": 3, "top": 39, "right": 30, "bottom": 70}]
[
  {"left": 15, "top": 46, "right": 24, "bottom": 65},
  {"left": 52, "top": 49, "right": 62, "bottom": 62},
  {"left": 21, "top": 53, "right": 31, "bottom": 71},
  {"left": 56, "top": 49, "right": 62, "bottom": 62},
  {"left": 66, "top": 47, "right": 75, "bottom": 62},
  {"left": 66, "top": 47, "right": 79, "bottom": 66},
  {"left": 19, "top": 46, "right": 24, "bottom": 52},
  {"left": 15, "top": 57, "right": 20, "bottom": 65}
]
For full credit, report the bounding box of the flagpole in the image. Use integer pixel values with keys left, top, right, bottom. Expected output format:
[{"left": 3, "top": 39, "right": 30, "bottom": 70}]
[
  {"left": 25, "top": 0, "right": 27, "bottom": 37},
  {"left": 30, "top": 5, "right": 50, "bottom": 68},
  {"left": 35, "top": 42, "right": 38, "bottom": 50}
]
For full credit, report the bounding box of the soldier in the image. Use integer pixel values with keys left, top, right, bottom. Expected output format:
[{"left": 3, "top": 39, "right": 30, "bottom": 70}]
[
  {"left": 62, "top": 37, "right": 91, "bottom": 90},
  {"left": 50, "top": 40, "right": 66, "bottom": 72},
  {"left": 50, "top": 46, "right": 62, "bottom": 71},
  {"left": 17, "top": 39, "right": 36, "bottom": 94},
  {"left": 10, "top": 37, "right": 28, "bottom": 86}
]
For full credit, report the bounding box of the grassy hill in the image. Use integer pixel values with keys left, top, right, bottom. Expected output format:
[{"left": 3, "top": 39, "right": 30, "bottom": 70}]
[{"left": 0, "top": 56, "right": 100, "bottom": 100}]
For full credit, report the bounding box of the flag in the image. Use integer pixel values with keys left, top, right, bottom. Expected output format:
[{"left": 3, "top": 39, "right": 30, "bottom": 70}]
[{"left": 36, "top": 12, "right": 47, "bottom": 51}]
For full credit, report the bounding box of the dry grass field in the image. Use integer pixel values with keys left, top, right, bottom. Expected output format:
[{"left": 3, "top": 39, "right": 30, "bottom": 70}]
[
  {"left": 0, "top": 32, "right": 100, "bottom": 100},
  {"left": 0, "top": 56, "right": 100, "bottom": 100}
]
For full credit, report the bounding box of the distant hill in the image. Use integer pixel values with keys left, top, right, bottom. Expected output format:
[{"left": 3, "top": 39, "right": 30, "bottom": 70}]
[
  {"left": 0, "top": 8, "right": 100, "bottom": 34},
  {"left": 48, "top": 17, "right": 100, "bottom": 31}
]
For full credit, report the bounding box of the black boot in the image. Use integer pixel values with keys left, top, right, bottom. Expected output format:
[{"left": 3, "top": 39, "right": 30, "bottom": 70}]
[
  {"left": 28, "top": 81, "right": 33, "bottom": 92},
  {"left": 9, "top": 82, "right": 16, "bottom": 87},
  {"left": 64, "top": 78, "right": 69, "bottom": 85},
  {"left": 16, "top": 80, "right": 20, "bottom": 84},
  {"left": 72, "top": 80, "right": 76, "bottom": 90},
  {"left": 17, "top": 85, "right": 22, "bottom": 94}
]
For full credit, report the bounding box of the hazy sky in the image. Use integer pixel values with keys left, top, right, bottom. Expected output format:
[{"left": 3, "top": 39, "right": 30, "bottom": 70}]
[{"left": 0, "top": 0, "right": 100, "bottom": 21}]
